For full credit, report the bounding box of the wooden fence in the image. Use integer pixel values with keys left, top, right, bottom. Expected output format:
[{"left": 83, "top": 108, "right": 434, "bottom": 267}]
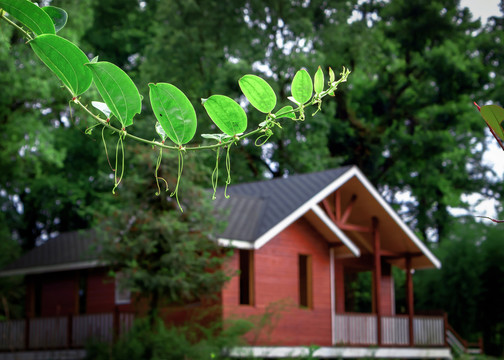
[
  {"left": 334, "top": 313, "right": 445, "bottom": 346},
  {"left": 0, "top": 311, "right": 134, "bottom": 351}
]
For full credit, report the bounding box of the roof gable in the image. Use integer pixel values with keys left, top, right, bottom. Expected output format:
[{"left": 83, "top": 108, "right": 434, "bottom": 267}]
[
  {"left": 214, "top": 166, "right": 353, "bottom": 242},
  {"left": 216, "top": 166, "right": 440, "bottom": 269}
]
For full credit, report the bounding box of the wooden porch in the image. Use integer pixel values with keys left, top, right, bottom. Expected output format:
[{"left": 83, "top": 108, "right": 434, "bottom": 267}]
[
  {"left": 0, "top": 310, "right": 134, "bottom": 352},
  {"left": 333, "top": 312, "right": 445, "bottom": 346}
]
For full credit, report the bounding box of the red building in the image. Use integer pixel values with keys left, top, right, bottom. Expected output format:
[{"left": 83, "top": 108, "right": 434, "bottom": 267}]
[{"left": 0, "top": 166, "right": 474, "bottom": 359}]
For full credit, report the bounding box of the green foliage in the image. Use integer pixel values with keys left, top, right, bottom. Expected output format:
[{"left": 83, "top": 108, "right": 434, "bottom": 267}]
[
  {"left": 97, "top": 146, "right": 232, "bottom": 319},
  {"left": 239, "top": 75, "right": 277, "bottom": 114},
  {"left": 86, "top": 61, "right": 141, "bottom": 128},
  {"left": 1, "top": 0, "right": 350, "bottom": 207},
  {"left": 478, "top": 224, "right": 504, "bottom": 356},
  {"left": 344, "top": 271, "right": 373, "bottom": 313},
  {"left": 479, "top": 104, "right": 504, "bottom": 148},
  {"left": 149, "top": 83, "right": 197, "bottom": 145},
  {"left": 291, "top": 69, "right": 313, "bottom": 105},
  {"left": 85, "top": 317, "right": 253, "bottom": 360},
  {"left": 414, "top": 218, "right": 504, "bottom": 354},
  {"left": 202, "top": 95, "right": 248, "bottom": 137},
  {"left": 42, "top": 6, "right": 67, "bottom": 33},
  {"left": 0, "top": 213, "right": 23, "bottom": 320},
  {"left": 29, "top": 34, "right": 92, "bottom": 97},
  {"left": 313, "top": 66, "right": 324, "bottom": 96},
  {"left": 275, "top": 106, "right": 296, "bottom": 120},
  {"left": 0, "top": 0, "right": 55, "bottom": 35},
  {"left": 0, "top": 0, "right": 113, "bottom": 250}
]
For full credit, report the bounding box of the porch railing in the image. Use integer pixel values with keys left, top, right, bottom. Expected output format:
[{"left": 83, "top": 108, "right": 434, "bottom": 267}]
[
  {"left": 0, "top": 310, "right": 134, "bottom": 351},
  {"left": 334, "top": 313, "right": 446, "bottom": 347}
]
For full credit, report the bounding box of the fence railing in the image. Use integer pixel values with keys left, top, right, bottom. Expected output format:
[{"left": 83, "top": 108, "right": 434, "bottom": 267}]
[
  {"left": 0, "top": 320, "right": 24, "bottom": 350},
  {"left": 381, "top": 315, "right": 409, "bottom": 345},
  {"left": 446, "top": 323, "right": 483, "bottom": 355},
  {"left": 334, "top": 313, "right": 377, "bottom": 345},
  {"left": 0, "top": 310, "right": 134, "bottom": 351},
  {"left": 334, "top": 313, "right": 446, "bottom": 347}
]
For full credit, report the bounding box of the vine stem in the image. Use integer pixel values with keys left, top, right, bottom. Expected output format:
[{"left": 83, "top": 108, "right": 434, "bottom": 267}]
[
  {"left": 3, "top": 9, "right": 350, "bottom": 153},
  {"left": 0, "top": 11, "right": 33, "bottom": 41},
  {"left": 73, "top": 67, "right": 350, "bottom": 152}
]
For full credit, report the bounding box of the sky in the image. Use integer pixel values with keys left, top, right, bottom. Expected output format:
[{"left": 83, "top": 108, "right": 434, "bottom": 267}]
[
  {"left": 464, "top": 0, "right": 504, "bottom": 219},
  {"left": 460, "top": 0, "right": 501, "bottom": 23}
]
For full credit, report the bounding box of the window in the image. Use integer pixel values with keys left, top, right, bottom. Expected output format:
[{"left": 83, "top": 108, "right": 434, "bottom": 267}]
[
  {"left": 299, "top": 254, "right": 313, "bottom": 308},
  {"left": 239, "top": 250, "right": 254, "bottom": 305},
  {"left": 115, "top": 272, "right": 131, "bottom": 305}
]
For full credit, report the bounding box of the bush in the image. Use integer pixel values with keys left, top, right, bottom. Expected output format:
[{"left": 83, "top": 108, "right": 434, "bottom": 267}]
[{"left": 85, "top": 316, "right": 253, "bottom": 360}]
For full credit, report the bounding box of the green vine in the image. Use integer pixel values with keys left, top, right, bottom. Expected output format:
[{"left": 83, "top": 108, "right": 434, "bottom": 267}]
[{"left": 0, "top": 0, "right": 351, "bottom": 210}]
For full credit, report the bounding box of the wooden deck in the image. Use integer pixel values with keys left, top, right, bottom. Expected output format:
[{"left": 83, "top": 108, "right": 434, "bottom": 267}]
[
  {"left": 333, "top": 313, "right": 446, "bottom": 347},
  {"left": 1, "top": 311, "right": 477, "bottom": 359},
  {"left": 0, "top": 311, "right": 134, "bottom": 351}
]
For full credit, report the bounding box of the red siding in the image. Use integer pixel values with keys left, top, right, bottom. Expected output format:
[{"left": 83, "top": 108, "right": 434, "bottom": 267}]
[
  {"left": 86, "top": 268, "right": 116, "bottom": 313},
  {"left": 40, "top": 273, "right": 76, "bottom": 316},
  {"left": 222, "top": 218, "right": 332, "bottom": 346}
]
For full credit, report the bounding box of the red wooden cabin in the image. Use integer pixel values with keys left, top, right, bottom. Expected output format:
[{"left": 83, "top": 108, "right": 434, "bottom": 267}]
[{"left": 0, "top": 166, "right": 468, "bottom": 359}]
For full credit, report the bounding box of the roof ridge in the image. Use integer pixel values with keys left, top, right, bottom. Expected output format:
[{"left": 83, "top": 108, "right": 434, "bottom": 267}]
[{"left": 221, "top": 165, "right": 354, "bottom": 190}]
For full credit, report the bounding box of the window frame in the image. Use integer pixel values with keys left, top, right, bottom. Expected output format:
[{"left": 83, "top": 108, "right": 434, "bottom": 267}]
[{"left": 239, "top": 249, "right": 254, "bottom": 306}]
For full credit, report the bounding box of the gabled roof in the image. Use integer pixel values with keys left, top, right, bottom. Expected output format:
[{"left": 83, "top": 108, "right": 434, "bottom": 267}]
[
  {"left": 0, "top": 166, "right": 440, "bottom": 277},
  {"left": 214, "top": 166, "right": 354, "bottom": 243},
  {"left": 0, "top": 230, "right": 100, "bottom": 277},
  {"left": 215, "top": 166, "right": 440, "bottom": 270}
]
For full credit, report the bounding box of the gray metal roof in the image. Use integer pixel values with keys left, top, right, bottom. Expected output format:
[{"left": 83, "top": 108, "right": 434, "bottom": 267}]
[
  {"left": 0, "top": 167, "right": 354, "bottom": 275},
  {"left": 214, "top": 166, "right": 353, "bottom": 242},
  {"left": 0, "top": 230, "right": 98, "bottom": 275}
]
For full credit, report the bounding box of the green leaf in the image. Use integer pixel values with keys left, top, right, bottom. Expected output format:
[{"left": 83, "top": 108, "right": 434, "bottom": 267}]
[
  {"left": 86, "top": 61, "right": 142, "bottom": 128},
  {"left": 275, "top": 106, "right": 296, "bottom": 119},
  {"left": 29, "top": 34, "right": 92, "bottom": 97},
  {"left": 42, "top": 6, "right": 67, "bottom": 33},
  {"left": 480, "top": 105, "right": 504, "bottom": 142},
  {"left": 148, "top": 83, "right": 197, "bottom": 145},
  {"left": 91, "top": 101, "right": 112, "bottom": 119},
  {"left": 329, "top": 67, "right": 335, "bottom": 83},
  {"left": 155, "top": 122, "right": 167, "bottom": 141},
  {"left": 238, "top": 74, "right": 277, "bottom": 113},
  {"left": 314, "top": 66, "right": 324, "bottom": 95},
  {"left": 0, "top": 0, "right": 55, "bottom": 36},
  {"left": 201, "top": 133, "right": 231, "bottom": 142},
  {"left": 291, "top": 69, "right": 313, "bottom": 105},
  {"left": 202, "top": 95, "right": 247, "bottom": 136}
]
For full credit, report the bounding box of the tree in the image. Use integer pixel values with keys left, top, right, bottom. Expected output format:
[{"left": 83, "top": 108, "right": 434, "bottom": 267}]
[
  {"left": 478, "top": 222, "right": 504, "bottom": 356},
  {"left": 316, "top": 0, "right": 492, "bottom": 242},
  {"left": 0, "top": 0, "right": 114, "bottom": 250},
  {"left": 98, "top": 145, "right": 231, "bottom": 326},
  {"left": 215, "top": 0, "right": 495, "bottom": 242},
  {"left": 414, "top": 218, "right": 483, "bottom": 340}
]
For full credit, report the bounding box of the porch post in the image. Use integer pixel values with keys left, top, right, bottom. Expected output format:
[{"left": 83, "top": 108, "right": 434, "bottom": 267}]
[
  {"left": 24, "top": 317, "right": 30, "bottom": 350},
  {"left": 67, "top": 314, "right": 73, "bottom": 348},
  {"left": 406, "top": 255, "right": 414, "bottom": 346},
  {"left": 114, "top": 305, "right": 120, "bottom": 342},
  {"left": 372, "top": 217, "right": 382, "bottom": 346},
  {"left": 330, "top": 247, "right": 335, "bottom": 345}
]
